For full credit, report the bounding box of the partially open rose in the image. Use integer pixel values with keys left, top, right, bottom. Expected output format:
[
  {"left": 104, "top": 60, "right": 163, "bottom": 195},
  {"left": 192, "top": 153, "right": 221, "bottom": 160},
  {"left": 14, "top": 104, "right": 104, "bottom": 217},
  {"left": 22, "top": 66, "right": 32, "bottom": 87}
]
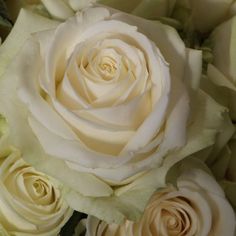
[
  {"left": 82, "top": 169, "right": 236, "bottom": 236},
  {"left": 0, "top": 6, "right": 227, "bottom": 222},
  {"left": 0, "top": 147, "right": 73, "bottom": 236}
]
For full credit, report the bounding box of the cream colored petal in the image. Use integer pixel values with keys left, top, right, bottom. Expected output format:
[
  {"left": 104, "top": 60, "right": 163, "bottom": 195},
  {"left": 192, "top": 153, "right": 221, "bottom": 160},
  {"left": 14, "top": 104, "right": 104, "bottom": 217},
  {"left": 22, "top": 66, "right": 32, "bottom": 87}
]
[
  {"left": 211, "top": 15, "right": 236, "bottom": 83},
  {"left": 41, "top": 0, "right": 74, "bottom": 20},
  {"left": 132, "top": 0, "right": 176, "bottom": 18},
  {"left": 69, "top": 0, "right": 96, "bottom": 11},
  {"left": 16, "top": 41, "right": 77, "bottom": 140},
  {"left": 184, "top": 48, "right": 202, "bottom": 90},
  {"left": 189, "top": 0, "right": 234, "bottom": 33},
  {"left": 121, "top": 94, "right": 169, "bottom": 153},
  {"left": 160, "top": 84, "right": 189, "bottom": 152},
  {"left": 57, "top": 73, "right": 89, "bottom": 109},
  {"left": 111, "top": 12, "right": 187, "bottom": 80},
  {"left": 43, "top": 7, "right": 110, "bottom": 96},
  {"left": 0, "top": 9, "right": 58, "bottom": 77},
  {"left": 75, "top": 90, "right": 151, "bottom": 128},
  {"left": 207, "top": 64, "right": 236, "bottom": 92},
  {"left": 51, "top": 99, "right": 134, "bottom": 155}
]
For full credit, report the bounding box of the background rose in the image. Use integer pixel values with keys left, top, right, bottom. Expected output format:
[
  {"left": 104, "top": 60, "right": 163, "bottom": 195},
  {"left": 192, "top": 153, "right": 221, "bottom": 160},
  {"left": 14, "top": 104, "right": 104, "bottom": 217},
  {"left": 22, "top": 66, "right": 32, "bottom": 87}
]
[
  {"left": 40, "top": 0, "right": 96, "bottom": 20},
  {"left": 206, "top": 129, "right": 236, "bottom": 211},
  {"left": 0, "top": 145, "right": 73, "bottom": 235},
  {"left": 201, "top": 15, "right": 236, "bottom": 121},
  {"left": 0, "top": 5, "right": 230, "bottom": 223},
  {"left": 78, "top": 169, "right": 236, "bottom": 236},
  {"left": 4, "top": 0, "right": 47, "bottom": 22},
  {"left": 173, "top": 0, "right": 236, "bottom": 33},
  {"left": 31, "top": 0, "right": 177, "bottom": 21},
  {"left": 98, "top": 0, "right": 176, "bottom": 20},
  {"left": 3, "top": 0, "right": 95, "bottom": 24}
]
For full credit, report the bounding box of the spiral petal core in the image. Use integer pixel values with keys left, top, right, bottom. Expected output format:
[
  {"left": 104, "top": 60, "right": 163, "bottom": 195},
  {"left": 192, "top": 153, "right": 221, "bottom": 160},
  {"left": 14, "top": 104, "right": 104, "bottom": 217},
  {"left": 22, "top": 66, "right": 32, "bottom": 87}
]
[
  {"left": 17, "top": 7, "right": 190, "bottom": 183},
  {"left": 0, "top": 149, "right": 73, "bottom": 236}
]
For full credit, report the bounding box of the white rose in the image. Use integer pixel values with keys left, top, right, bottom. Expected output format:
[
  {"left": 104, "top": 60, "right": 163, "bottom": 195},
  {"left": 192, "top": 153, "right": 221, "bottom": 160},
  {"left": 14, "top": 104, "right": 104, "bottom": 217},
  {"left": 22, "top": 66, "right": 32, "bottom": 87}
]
[
  {"left": 0, "top": 6, "right": 227, "bottom": 223},
  {"left": 82, "top": 169, "right": 236, "bottom": 236},
  {"left": 0, "top": 147, "right": 73, "bottom": 236},
  {"left": 2, "top": 6, "right": 191, "bottom": 183}
]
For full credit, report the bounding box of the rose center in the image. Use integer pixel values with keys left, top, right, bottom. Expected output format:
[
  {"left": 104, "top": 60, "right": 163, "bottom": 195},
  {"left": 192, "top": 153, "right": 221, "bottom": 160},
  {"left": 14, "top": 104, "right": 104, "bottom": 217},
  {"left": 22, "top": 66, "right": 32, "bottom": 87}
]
[
  {"left": 33, "top": 180, "right": 46, "bottom": 194},
  {"left": 98, "top": 56, "right": 117, "bottom": 79}
]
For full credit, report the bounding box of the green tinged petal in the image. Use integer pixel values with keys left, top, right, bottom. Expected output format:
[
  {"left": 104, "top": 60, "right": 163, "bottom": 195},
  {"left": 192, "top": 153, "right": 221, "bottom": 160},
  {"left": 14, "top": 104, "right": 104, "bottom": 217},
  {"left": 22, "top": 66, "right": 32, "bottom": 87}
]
[
  {"left": 174, "top": 0, "right": 234, "bottom": 33},
  {"left": 204, "top": 16, "right": 236, "bottom": 120},
  {"left": 211, "top": 146, "right": 232, "bottom": 180},
  {"left": 98, "top": 0, "right": 142, "bottom": 13},
  {"left": 65, "top": 168, "right": 166, "bottom": 224},
  {"left": 98, "top": 0, "right": 176, "bottom": 19},
  {"left": 132, "top": 0, "right": 176, "bottom": 19},
  {"left": 0, "top": 38, "right": 113, "bottom": 198},
  {"left": 206, "top": 127, "right": 236, "bottom": 210},
  {"left": 166, "top": 157, "right": 212, "bottom": 186},
  {"left": 0, "top": 115, "right": 8, "bottom": 136},
  {"left": 41, "top": 0, "right": 74, "bottom": 20},
  {"left": 201, "top": 71, "right": 236, "bottom": 120},
  {"left": 209, "top": 133, "right": 236, "bottom": 180},
  {"left": 221, "top": 180, "right": 236, "bottom": 210},
  {"left": 0, "top": 9, "right": 58, "bottom": 77},
  {"left": 211, "top": 15, "right": 236, "bottom": 83},
  {"left": 0, "top": 225, "right": 10, "bottom": 236}
]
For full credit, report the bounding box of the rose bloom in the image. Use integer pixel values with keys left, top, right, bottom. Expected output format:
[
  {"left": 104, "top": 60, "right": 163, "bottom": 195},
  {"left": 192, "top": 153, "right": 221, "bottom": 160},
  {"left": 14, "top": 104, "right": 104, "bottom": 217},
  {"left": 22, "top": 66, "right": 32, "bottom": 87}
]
[
  {"left": 0, "top": 5, "right": 227, "bottom": 222},
  {"left": 0, "top": 146, "right": 73, "bottom": 236},
  {"left": 82, "top": 169, "right": 236, "bottom": 236}
]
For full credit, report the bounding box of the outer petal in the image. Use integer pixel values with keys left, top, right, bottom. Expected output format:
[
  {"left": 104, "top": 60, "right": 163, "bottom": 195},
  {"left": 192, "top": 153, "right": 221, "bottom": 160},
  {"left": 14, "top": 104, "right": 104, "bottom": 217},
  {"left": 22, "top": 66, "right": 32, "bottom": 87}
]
[
  {"left": 98, "top": 0, "right": 176, "bottom": 19},
  {"left": 111, "top": 12, "right": 187, "bottom": 80},
  {"left": 0, "top": 40, "right": 113, "bottom": 198},
  {"left": 68, "top": 0, "right": 96, "bottom": 11},
  {"left": 211, "top": 15, "right": 236, "bottom": 83},
  {"left": 174, "top": 0, "right": 234, "bottom": 33},
  {"left": 0, "top": 9, "right": 58, "bottom": 77},
  {"left": 179, "top": 169, "right": 236, "bottom": 236},
  {"left": 41, "top": 0, "right": 74, "bottom": 20},
  {"left": 202, "top": 67, "right": 236, "bottom": 120}
]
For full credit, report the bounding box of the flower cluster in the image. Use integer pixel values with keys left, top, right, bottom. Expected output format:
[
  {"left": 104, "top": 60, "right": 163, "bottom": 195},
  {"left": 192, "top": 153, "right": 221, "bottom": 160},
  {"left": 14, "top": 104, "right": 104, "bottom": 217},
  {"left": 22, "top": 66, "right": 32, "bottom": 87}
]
[{"left": 0, "top": 0, "right": 235, "bottom": 235}]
